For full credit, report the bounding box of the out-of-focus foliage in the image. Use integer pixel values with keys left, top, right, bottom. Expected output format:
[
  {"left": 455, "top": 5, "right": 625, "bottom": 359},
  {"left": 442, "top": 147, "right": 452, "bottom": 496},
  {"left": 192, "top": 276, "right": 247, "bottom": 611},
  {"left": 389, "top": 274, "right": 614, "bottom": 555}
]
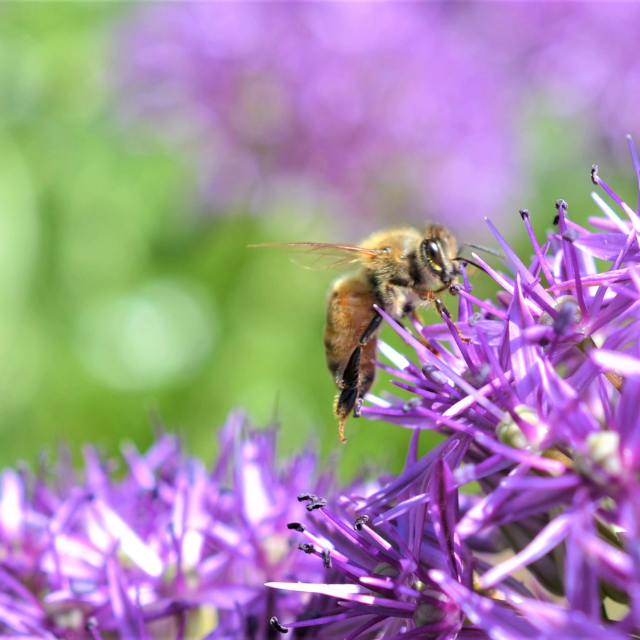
[
  {"left": 0, "top": 3, "right": 416, "bottom": 478},
  {"left": 0, "top": 3, "right": 637, "bottom": 478}
]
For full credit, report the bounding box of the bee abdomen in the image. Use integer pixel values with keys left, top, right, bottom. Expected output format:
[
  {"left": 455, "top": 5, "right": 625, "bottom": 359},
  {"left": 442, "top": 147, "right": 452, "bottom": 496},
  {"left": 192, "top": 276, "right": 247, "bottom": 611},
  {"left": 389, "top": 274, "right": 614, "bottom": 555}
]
[
  {"left": 323, "top": 326, "right": 346, "bottom": 380},
  {"left": 323, "top": 274, "right": 380, "bottom": 388}
]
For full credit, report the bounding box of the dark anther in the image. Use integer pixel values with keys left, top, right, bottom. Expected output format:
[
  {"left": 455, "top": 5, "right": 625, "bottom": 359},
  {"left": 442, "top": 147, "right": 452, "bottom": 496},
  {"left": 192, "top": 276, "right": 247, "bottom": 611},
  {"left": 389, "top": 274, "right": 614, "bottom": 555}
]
[
  {"left": 354, "top": 514, "right": 369, "bottom": 531},
  {"left": 562, "top": 229, "right": 577, "bottom": 242},
  {"left": 519, "top": 208, "right": 530, "bottom": 220},
  {"left": 270, "top": 617, "right": 289, "bottom": 634},
  {"left": 555, "top": 199, "right": 568, "bottom": 211},
  {"left": 297, "top": 493, "right": 317, "bottom": 503},
  {"left": 448, "top": 284, "right": 461, "bottom": 295},
  {"left": 298, "top": 542, "right": 316, "bottom": 554},
  {"left": 287, "top": 522, "right": 305, "bottom": 532},
  {"left": 322, "top": 548, "right": 332, "bottom": 569},
  {"left": 305, "top": 496, "right": 327, "bottom": 512},
  {"left": 553, "top": 215, "right": 560, "bottom": 226},
  {"left": 591, "top": 164, "right": 599, "bottom": 185}
]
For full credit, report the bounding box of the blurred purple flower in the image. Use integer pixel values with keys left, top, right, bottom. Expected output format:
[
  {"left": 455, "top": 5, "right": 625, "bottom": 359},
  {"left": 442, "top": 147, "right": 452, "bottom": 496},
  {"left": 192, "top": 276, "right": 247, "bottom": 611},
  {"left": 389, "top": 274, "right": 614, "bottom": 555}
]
[
  {"left": 472, "top": 3, "right": 640, "bottom": 143},
  {"left": 114, "top": 3, "right": 515, "bottom": 235},
  {"left": 114, "top": 3, "right": 640, "bottom": 236},
  {"left": 266, "top": 141, "right": 640, "bottom": 637},
  {"left": 0, "top": 411, "right": 333, "bottom": 639}
]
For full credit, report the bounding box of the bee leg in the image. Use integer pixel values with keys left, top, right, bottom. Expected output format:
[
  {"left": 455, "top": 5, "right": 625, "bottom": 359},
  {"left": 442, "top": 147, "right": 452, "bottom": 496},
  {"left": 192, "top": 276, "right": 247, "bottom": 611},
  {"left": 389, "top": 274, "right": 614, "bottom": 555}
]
[
  {"left": 335, "top": 313, "right": 383, "bottom": 442},
  {"left": 336, "top": 392, "right": 357, "bottom": 443},
  {"left": 358, "top": 312, "right": 383, "bottom": 347},
  {"left": 335, "top": 345, "right": 361, "bottom": 442},
  {"left": 419, "top": 290, "right": 470, "bottom": 343},
  {"left": 433, "top": 297, "right": 471, "bottom": 343}
]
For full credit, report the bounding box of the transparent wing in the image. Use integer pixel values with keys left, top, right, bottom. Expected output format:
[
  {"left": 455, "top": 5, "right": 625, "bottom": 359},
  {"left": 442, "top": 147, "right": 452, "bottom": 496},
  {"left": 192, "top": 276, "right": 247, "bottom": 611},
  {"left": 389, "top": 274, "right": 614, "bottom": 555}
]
[{"left": 249, "top": 242, "right": 380, "bottom": 270}]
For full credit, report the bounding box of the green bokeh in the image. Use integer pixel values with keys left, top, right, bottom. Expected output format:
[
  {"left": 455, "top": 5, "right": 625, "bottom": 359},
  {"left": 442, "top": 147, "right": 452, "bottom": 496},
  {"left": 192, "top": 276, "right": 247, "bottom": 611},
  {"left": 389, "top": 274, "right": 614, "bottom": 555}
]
[{"left": 0, "top": 4, "right": 633, "bottom": 480}]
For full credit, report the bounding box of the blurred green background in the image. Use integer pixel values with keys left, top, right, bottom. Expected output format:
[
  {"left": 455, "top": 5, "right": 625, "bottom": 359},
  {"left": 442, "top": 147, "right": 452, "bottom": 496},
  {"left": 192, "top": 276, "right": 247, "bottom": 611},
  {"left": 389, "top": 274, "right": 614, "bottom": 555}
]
[{"left": 0, "top": 4, "right": 636, "bottom": 479}]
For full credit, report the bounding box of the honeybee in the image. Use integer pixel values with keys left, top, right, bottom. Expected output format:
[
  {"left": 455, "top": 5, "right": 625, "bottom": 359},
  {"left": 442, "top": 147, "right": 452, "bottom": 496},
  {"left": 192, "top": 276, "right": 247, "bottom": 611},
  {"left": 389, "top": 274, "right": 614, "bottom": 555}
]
[{"left": 252, "top": 224, "right": 463, "bottom": 442}]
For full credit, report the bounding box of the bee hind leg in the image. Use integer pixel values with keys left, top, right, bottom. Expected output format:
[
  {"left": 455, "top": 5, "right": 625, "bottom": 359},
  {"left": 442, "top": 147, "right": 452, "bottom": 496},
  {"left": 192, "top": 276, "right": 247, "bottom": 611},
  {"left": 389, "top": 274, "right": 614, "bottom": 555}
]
[
  {"left": 336, "top": 388, "right": 358, "bottom": 442},
  {"left": 335, "top": 313, "right": 383, "bottom": 442}
]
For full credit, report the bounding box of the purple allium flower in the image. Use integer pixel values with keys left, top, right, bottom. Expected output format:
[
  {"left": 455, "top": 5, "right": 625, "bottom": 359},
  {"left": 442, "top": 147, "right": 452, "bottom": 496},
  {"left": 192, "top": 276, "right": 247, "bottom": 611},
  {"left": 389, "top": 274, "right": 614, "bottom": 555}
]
[
  {"left": 474, "top": 3, "right": 640, "bottom": 147},
  {"left": 0, "top": 412, "right": 333, "bottom": 639},
  {"left": 113, "top": 3, "right": 515, "bottom": 235},
  {"left": 266, "top": 139, "right": 640, "bottom": 637}
]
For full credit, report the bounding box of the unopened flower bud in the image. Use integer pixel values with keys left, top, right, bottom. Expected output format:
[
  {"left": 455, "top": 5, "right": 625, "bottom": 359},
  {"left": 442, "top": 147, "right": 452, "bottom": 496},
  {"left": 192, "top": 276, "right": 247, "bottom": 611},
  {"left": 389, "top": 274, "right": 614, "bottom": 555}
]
[
  {"left": 462, "top": 362, "right": 491, "bottom": 388},
  {"left": 586, "top": 431, "right": 622, "bottom": 476},
  {"left": 413, "top": 602, "right": 446, "bottom": 627},
  {"left": 496, "top": 405, "right": 540, "bottom": 449},
  {"left": 373, "top": 562, "right": 400, "bottom": 577},
  {"left": 422, "top": 363, "right": 448, "bottom": 386}
]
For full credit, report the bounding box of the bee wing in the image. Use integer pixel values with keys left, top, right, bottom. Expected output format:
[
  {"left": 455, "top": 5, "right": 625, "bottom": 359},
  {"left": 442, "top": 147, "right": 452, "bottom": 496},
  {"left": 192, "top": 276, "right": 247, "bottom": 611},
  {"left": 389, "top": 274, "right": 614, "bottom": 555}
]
[{"left": 249, "top": 242, "right": 381, "bottom": 270}]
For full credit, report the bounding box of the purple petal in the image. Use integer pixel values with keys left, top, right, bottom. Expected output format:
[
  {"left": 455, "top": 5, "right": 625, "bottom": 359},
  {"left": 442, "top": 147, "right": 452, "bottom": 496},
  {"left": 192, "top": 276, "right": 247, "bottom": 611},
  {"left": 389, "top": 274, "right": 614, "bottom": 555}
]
[
  {"left": 428, "top": 460, "right": 462, "bottom": 580},
  {"left": 106, "top": 559, "right": 151, "bottom": 640},
  {"left": 565, "top": 497, "right": 599, "bottom": 618},
  {"left": 573, "top": 232, "right": 638, "bottom": 262},
  {"left": 591, "top": 348, "right": 640, "bottom": 379},
  {"left": 508, "top": 274, "right": 543, "bottom": 409},
  {"left": 431, "top": 571, "right": 538, "bottom": 639},
  {"left": 486, "top": 217, "right": 556, "bottom": 311},
  {"left": 478, "top": 512, "right": 572, "bottom": 589},
  {"left": 0, "top": 471, "right": 24, "bottom": 540},
  {"left": 615, "top": 350, "right": 640, "bottom": 472},
  {"left": 92, "top": 499, "right": 164, "bottom": 577}
]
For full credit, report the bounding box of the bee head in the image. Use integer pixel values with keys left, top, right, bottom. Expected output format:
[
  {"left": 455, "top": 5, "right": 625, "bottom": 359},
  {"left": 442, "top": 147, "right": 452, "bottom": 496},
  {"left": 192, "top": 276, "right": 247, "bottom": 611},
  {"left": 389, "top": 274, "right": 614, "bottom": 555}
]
[{"left": 419, "top": 236, "right": 457, "bottom": 286}]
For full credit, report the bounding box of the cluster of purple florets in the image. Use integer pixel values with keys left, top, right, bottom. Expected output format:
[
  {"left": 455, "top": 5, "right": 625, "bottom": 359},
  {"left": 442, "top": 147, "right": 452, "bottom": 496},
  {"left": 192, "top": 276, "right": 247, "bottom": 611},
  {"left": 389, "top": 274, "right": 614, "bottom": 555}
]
[
  {"left": 268, "top": 138, "right": 640, "bottom": 638},
  {"left": 0, "top": 413, "right": 335, "bottom": 639},
  {"left": 2, "top": 142, "right": 640, "bottom": 639}
]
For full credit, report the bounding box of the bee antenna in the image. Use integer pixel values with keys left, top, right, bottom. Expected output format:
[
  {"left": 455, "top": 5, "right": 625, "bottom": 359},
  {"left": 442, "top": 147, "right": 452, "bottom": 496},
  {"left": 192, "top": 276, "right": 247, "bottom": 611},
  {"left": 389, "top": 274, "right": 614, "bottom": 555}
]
[
  {"left": 458, "top": 242, "right": 502, "bottom": 258},
  {"left": 452, "top": 256, "right": 489, "bottom": 275}
]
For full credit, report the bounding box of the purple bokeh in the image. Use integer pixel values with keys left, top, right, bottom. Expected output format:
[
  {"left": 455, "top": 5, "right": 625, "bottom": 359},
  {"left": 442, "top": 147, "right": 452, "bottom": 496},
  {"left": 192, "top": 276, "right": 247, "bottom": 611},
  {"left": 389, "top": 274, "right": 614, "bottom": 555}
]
[{"left": 114, "top": 3, "right": 640, "bottom": 237}]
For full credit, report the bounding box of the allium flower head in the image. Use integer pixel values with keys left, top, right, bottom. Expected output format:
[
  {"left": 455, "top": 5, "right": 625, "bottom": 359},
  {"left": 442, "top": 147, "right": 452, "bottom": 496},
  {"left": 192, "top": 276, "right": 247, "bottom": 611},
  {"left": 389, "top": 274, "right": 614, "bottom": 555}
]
[
  {"left": 267, "top": 138, "right": 640, "bottom": 638},
  {"left": 0, "top": 412, "right": 332, "bottom": 639}
]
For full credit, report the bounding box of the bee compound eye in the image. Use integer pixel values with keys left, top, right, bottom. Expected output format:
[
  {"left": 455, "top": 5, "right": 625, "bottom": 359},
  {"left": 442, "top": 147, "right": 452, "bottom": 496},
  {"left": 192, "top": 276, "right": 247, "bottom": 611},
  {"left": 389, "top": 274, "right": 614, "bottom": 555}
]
[{"left": 421, "top": 238, "right": 444, "bottom": 271}]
